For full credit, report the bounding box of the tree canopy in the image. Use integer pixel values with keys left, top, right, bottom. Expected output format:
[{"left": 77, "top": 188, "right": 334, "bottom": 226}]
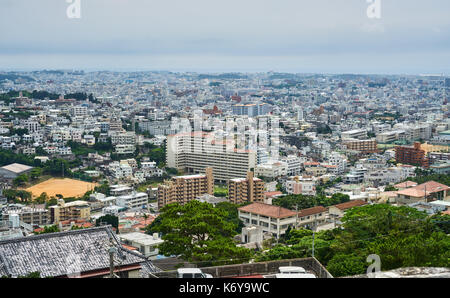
[{"left": 151, "top": 200, "right": 252, "bottom": 266}]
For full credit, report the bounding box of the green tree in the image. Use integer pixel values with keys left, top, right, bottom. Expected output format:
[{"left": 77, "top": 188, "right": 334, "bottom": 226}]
[
  {"left": 384, "top": 184, "right": 398, "bottom": 191},
  {"left": 326, "top": 254, "right": 367, "bottom": 277},
  {"left": 30, "top": 168, "right": 42, "bottom": 180},
  {"left": 96, "top": 214, "right": 119, "bottom": 231},
  {"left": 34, "top": 225, "right": 60, "bottom": 235},
  {"left": 13, "top": 174, "right": 29, "bottom": 187},
  {"left": 36, "top": 192, "right": 49, "bottom": 204},
  {"left": 215, "top": 201, "right": 245, "bottom": 234},
  {"left": 153, "top": 201, "right": 252, "bottom": 266}
]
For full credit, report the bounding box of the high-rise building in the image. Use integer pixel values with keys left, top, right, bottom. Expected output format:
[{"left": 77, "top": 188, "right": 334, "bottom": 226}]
[
  {"left": 157, "top": 167, "right": 214, "bottom": 209},
  {"left": 228, "top": 171, "right": 265, "bottom": 204},
  {"left": 395, "top": 142, "right": 429, "bottom": 168},
  {"left": 166, "top": 132, "right": 257, "bottom": 182},
  {"left": 232, "top": 103, "right": 271, "bottom": 117}
]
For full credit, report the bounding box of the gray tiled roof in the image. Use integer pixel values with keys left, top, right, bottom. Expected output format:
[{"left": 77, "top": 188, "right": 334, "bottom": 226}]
[{"left": 0, "top": 226, "right": 160, "bottom": 278}]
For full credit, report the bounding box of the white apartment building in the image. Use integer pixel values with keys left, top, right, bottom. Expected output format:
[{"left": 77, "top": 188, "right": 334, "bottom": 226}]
[
  {"left": 58, "top": 147, "right": 72, "bottom": 155},
  {"left": 393, "top": 123, "right": 432, "bottom": 141},
  {"left": 115, "top": 144, "right": 136, "bottom": 155},
  {"left": 141, "top": 161, "right": 157, "bottom": 169},
  {"left": 166, "top": 132, "right": 257, "bottom": 182},
  {"left": 110, "top": 131, "right": 136, "bottom": 145},
  {"left": 344, "top": 165, "right": 368, "bottom": 184},
  {"left": 341, "top": 129, "right": 367, "bottom": 140},
  {"left": 285, "top": 177, "right": 316, "bottom": 196},
  {"left": 328, "top": 152, "right": 348, "bottom": 174},
  {"left": 255, "top": 161, "right": 288, "bottom": 179},
  {"left": 70, "top": 106, "right": 88, "bottom": 117},
  {"left": 372, "top": 123, "right": 391, "bottom": 135},
  {"left": 116, "top": 192, "right": 148, "bottom": 209},
  {"left": 109, "top": 162, "right": 133, "bottom": 179},
  {"left": 280, "top": 155, "right": 302, "bottom": 176}
]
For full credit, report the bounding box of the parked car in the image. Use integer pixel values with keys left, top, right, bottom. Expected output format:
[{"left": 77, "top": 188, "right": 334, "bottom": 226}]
[{"left": 177, "top": 268, "right": 213, "bottom": 278}]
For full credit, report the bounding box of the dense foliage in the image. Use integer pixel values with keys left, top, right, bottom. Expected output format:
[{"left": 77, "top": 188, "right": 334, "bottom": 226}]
[
  {"left": 150, "top": 200, "right": 252, "bottom": 266},
  {"left": 257, "top": 204, "right": 450, "bottom": 277},
  {"left": 272, "top": 193, "right": 350, "bottom": 210}
]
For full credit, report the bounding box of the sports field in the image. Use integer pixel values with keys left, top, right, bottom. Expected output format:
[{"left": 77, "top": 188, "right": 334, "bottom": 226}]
[{"left": 25, "top": 178, "right": 98, "bottom": 199}]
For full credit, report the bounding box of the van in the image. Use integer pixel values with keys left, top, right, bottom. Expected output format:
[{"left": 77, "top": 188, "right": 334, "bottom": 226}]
[{"left": 177, "top": 268, "right": 213, "bottom": 278}]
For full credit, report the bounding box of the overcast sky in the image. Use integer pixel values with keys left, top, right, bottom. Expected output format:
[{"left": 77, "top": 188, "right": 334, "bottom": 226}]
[{"left": 0, "top": 0, "right": 449, "bottom": 74}]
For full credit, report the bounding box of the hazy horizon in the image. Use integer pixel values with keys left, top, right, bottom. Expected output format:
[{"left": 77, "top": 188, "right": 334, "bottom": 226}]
[{"left": 1, "top": 0, "right": 449, "bottom": 74}]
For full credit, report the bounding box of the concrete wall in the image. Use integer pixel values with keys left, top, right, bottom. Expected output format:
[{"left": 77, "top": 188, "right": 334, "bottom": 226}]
[{"left": 152, "top": 257, "right": 333, "bottom": 278}]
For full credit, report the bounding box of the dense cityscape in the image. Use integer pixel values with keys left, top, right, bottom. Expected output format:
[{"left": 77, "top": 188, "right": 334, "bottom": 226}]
[
  {"left": 0, "top": 70, "right": 449, "bottom": 279},
  {"left": 0, "top": 0, "right": 449, "bottom": 288}
]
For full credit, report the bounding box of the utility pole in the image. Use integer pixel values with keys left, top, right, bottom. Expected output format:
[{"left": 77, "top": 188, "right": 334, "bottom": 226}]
[
  {"left": 312, "top": 222, "right": 316, "bottom": 258},
  {"left": 424, "top": 184, "right": 427, "bottom": 202}
]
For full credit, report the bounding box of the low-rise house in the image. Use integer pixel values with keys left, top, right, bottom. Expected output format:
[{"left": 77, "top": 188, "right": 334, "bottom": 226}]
[
  {"left": 396, "top": 181, "right": 450, "bottom": 205},
  {"left": 118, "top": 232, "right": 163, "bottom": 259}
]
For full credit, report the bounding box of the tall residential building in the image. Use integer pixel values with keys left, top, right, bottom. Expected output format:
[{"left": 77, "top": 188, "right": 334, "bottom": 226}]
[
  {"left": 395, "top": 142, "right": 429, "bottom": 168},
  {"left": 49, "top": 200, "right": 91, "bottom": 224},
  {"left": 157, "top": 167, "right": 214, "bottom": 208},
  {"left": 344, "top": 138, "right": 378, "bottom": 154},
  {"left": 166, "top": 132, "right": 257, "bottom": 182},
  {"left": 232, "top": 102, "right": 271, "bottom": 117},
  {"left": 228, "top": 171, "right": 265, "bottom": 204}
]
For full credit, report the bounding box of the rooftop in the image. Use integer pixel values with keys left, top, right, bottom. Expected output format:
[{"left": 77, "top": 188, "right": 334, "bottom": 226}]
[
  {"left": 331, "top": 199, "right": 367, "bottom": 210},
  {"left": 238, "top": 202, "right": 297, "bottom": 219},
  {"left": 0, "top": 163, "right": 33, "bottom": 174},
  {"left": 0, "top": 226, "right": 160, "bottom": 278}
]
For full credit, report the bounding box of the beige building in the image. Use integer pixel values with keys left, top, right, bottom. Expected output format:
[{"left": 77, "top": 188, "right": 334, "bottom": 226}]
[
  {"left": 49, "top": 200, "right": 91, "bottom": 224},
  {"left": 344, "top": 138, "right": 378, "bottom": 154},
  {"left": 297, "top": 206, "right": 328, "bottom": 229},
  {"left": 228, "top": 171, "right": 265, "bottom": 204},
  {"left": 166, "top": 132, "right": 257, "bottom": 182},
  {"left": 238, "top": 202, "right": 297, "bottom": 239},
  {"left": 396, "top": 181, "right": 450, "bottom": 205},
  {"left": 157, "top": 167, "right": 214, "bottom": 208},
  {"left": 2, "top": 207, "right": 49, "bottom": 226}
]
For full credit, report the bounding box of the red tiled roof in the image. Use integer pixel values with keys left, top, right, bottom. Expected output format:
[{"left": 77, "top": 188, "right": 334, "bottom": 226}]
[
  {"left": 415, "top": 181, "right": 450, "bottom": 193},
  {"left": 264, "top": 191, "right": 283, "bottom": 197},
  {"left": 394, "top": 181, "right": 418, "bottom": 188},
  {"left": 304, "top": 162, "right": 320, "bottom": 166},
  {"left": 396, "top": 181, "right": 449, "bottom": 198},
  {"left": 238, "top": 202, "right": 297, "bottom": 219},
  {"left": 298, "top": 206, "right": 327, "bottom": 217},
  {"left": 331, "top": 200, "right": 367, "bottom": 210}
]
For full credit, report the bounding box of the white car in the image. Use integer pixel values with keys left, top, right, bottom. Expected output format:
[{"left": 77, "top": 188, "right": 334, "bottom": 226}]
[
  {"left": 177, "top": 268, "right": 213, "bottom": 278},
  {"left": 264, "top": 266, "right": 316, "bottom": 278}
]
